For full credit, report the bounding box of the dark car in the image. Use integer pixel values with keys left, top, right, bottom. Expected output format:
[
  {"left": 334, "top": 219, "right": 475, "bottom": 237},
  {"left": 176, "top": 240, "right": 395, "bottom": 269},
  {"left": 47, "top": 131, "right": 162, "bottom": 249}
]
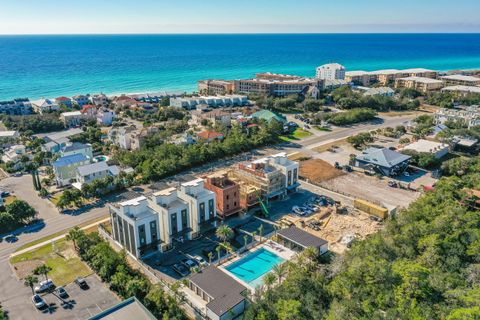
[
  {"left": 3, "top": 234, "right": 17, "bottom": 243},
  {"left": 74, "top": 277, "right": 89, "bottom": 289},
  {"left": 1, "top": 191, "right": 10, "bottom": 197},
  {"left": 181, "top": 258, "right": 199, "bottom": 269},
  {"left": 173, "top": 263, "right": 190, "bottom": 277},
  {"left": 56, "top": 286, "right": 68, "bottom": 298},
  {"left": 32, "top": 294, "right": 46, "bottom": 309}
]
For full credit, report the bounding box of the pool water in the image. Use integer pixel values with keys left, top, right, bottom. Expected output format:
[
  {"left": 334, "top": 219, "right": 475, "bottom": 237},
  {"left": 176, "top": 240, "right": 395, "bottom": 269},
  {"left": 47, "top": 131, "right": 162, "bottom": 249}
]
[{"left": 225, "top": 248, "right": 285, "bottom": 288}]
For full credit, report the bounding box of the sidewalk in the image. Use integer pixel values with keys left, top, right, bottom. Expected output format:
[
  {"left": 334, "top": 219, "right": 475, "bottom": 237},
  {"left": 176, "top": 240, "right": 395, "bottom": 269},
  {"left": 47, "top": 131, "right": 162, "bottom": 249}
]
[{"left": 10, "top": 217, "right": 110, "bottom": 258}]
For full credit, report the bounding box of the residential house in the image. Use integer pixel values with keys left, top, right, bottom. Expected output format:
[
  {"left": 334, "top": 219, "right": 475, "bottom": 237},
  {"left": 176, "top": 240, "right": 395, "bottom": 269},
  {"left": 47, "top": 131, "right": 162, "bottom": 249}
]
[
  {"left": 31, "top": 98, "right": 59, "bottom": 114},
  {"left": 74, "top": 161, "right": 120, "bottom": 189},
  {"left": 90, "top": 93, "right": 109, "bottom": 107},
  {"left": 192, "top": 109, "right": 232, "bottom": 127},
  {"left": 434, "top": 106, "right": 480, "bottom": 129},
  {"left": 60, "top": 142, "right": 93, "bottom": 159},
  {"left": 170, "top": 95, "right": 248, "bottom": 109},
  {"left": 60, "top": 111, "right": 84, "bottom": 127},
  {"left": 204, "top": 172, "right": 241, "bottom": 218},
  {"left": 72, "top": 95, "right": 90, "bottom": 107},
  {"left": 113, "top": 95, "right": 138, "bottom": 108},
  {"left": 0, "top": 98, "right": 32, "bottom": 115},
  {"left": 1, "top": 145, "right": 28, "bottom": 170},
  {"left": 80, "top": 104, "right": 97, "bottom": 119},
  {"left": 0, "top": 131, "right": 20, "bottom": 147},
  {"left": 52, "top": 153, "right": 90, "bottom": 186},
  {"left": 188, "top": 267, "right": 248, "bottom": 320},
  {"left": 108, "top": 125, "right": 141, "bottom": 150},
  {"left": 172, "top": 132, "right": 196, "bottom": 145},
  {"left": 38, "top": 128, "right": 83, "bottom": 154},
  {"left": 251, "top": 109, "right": 287, "bottom": 123},
  {"left": 354, "top": 147, "right": 411, "bottom": 176},
  {"left": 55, "top": 96, "right": 73, "bottom": 108},
  {"left": 197, "top": 131, "right": 224, "bottom": 143},
  {"left": 96, "top": 108, "right": 116, "bottom": 125}
]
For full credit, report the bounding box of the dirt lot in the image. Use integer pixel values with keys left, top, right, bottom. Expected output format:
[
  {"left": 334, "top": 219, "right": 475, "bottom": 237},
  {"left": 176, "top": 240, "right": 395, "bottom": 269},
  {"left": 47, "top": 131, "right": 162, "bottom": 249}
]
[
  {"left": 299, "top": 159, "right": 345, "bottom": 183},
  {"left": 305, "top": 209, "right": 383, "bottom": 254},
  {"left": 324, "top": 172, "right": 420, "bottom": 208}
]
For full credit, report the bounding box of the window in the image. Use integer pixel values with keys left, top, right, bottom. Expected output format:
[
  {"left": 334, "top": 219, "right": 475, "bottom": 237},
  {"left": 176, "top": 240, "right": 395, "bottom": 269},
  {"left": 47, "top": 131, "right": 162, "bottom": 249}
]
[
  {"left": 181, "top": 209, "right": 188, "bottom": 229},
  {"left": 199, "top": 203, "right": 205, "bottom": 222},
  {"left": 288, "top": 170, "right": 292, "bottom": 186},
  {"left": 150, "top": 221, "right": 157, "bottom": 242},
  {"left": 234, "top": 201, "right": 237, "bottom": 207},
  {"left": 171, "top": 213, "right": 178, "bottom": 234},
  {"left": 226, "top": 195, "right": 229, "bottom": 200},
  {"left": 293, "top": 168, "right": 298, "bottom": 182},
  {"left": 208, "top": 199, "right": 214, "bottom": 219},
  {"left": 138, "top": 224, "right": 146, "bottom": 246}
]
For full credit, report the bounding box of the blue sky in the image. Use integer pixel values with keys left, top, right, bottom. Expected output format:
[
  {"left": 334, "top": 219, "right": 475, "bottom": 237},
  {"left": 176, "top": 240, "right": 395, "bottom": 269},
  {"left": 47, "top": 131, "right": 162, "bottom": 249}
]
[{"left": 1, "top": 0, "right": 479, "bottom": 34}]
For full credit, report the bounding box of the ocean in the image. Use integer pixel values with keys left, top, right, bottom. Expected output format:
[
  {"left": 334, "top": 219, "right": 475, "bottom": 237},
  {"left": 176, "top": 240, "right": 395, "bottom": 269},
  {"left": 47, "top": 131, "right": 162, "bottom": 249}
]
[{"left": 1, "top": 33, "right": 480, "bottom": 100}]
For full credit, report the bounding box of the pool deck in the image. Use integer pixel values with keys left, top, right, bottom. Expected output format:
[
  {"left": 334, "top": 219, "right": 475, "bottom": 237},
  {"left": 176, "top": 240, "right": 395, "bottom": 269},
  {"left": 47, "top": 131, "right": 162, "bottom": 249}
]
[{"left": 219, "top": 242, "right": 295, "bottom": 291}]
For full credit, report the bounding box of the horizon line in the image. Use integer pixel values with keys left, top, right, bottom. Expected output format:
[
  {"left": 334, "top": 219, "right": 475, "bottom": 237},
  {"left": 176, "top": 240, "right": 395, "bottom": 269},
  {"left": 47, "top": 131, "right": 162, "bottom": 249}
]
[{"left": 1, "top": 32, "right": 480, "bottom": 36}]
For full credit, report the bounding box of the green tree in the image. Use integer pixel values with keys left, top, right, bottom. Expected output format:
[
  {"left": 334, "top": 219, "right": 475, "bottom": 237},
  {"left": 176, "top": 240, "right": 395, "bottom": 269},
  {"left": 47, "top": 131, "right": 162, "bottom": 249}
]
[
  {"left": 215, "top": 225, "right": 233, "bottom": 244},
  {"left": 66, "top": 226, "right": 84, "bottom": 250},
  {"left": 33, "top": 264, "right": 52, "bottom": 281},
  {"left": 6, "top": 200, "right": 37, "bottom": 224},
  {"left": 23, "top": 275, "right": 38, "bottom": 295}
]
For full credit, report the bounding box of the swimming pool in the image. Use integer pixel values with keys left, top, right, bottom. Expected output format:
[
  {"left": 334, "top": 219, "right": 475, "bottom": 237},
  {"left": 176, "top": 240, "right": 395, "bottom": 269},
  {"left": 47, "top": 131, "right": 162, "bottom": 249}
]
[{"left": 225, "top": 248, "right": 285, "bottom": 288}]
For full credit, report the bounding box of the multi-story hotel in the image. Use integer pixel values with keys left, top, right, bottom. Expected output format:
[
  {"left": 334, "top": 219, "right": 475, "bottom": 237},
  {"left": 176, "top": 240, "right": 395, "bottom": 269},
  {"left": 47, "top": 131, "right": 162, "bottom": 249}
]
[
  {"left": 109, "top": 178, "right": 217, "bottom": 258},
  {"left": 234, "top": 76, "right": 323, "bottom": 97},
  {"left": 198, "top": 80, "right": 235, "bottom": 95},
  {"left": 440, "top": 74, "right": 480, "bottom": 87},
  {"left": 316, "top": 63, "right": 346, "bottom": 80},
  {"left": 394, "top": 76, "right": 443, "bottom": 93},
  {"left": 441, "top": 85, "right": 480, "bottom": 97}
]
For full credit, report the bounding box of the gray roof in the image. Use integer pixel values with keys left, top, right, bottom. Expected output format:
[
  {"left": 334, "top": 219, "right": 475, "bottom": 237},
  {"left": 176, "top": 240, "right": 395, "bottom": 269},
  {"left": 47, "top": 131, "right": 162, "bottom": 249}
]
[
  {"left": 77, "top": 161, "right": 109, "bottom": 176},
  {"left": 88, "top": 297, "right": 155, "bottom": 320},
  {"left": 36, "top": 128, "right": 83, "bottom": 143},
  {"left": 356, "top": 147, "right": 411, "bottom": 168},
  {"left": 277, "top": 226, "right": 328, "bottom": 249},
  {"left": 61, "top": 142, "right": 91, "bottom": 153},
  {"left": 189, "top": 267, "right": 247, "bottom": 317}
]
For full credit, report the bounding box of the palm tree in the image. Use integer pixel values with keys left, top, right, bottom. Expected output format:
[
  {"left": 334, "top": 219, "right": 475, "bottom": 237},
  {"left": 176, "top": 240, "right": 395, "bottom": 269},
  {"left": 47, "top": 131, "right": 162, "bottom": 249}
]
[
  {"left": 216, "top": 225, "right": 233, "bottom": 244},
  {"left": 24, "top": 275, "right": 38, "bottom": 295},
  {"left": 263, "top": 273, "right": 277, "bottom": 291},
  {"left": 258, "top": 224, "right": 264, "bottom": 242},
  {"left": 251, "top": 231, "right": 257, "bottom": 242},
  {"left": 66, "top": 226, "right": 83, "bottom": 250},
  {"left": 243, "top": 234, "right": 249, "bottom": 249},
  {"left": 207, "top": 252, "right": 213, "bottom": 264},
  {"left": 33, "top": 264, "right": 52, "bottom": 281},
  {"left": 215, "top": 246, "right": 222, "bottom": 264},
  {"left": 272, "top": 263, "right": 287, "bottom": 284}
]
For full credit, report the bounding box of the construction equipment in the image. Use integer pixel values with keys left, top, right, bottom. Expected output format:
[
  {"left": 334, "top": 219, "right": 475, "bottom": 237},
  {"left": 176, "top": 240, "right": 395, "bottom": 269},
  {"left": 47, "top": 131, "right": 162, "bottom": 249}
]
[
  {"left": 323, "top": 215, "right": 332, "bottom": 228},
  {"left": 256, "top": 191, "right": 269, "bottom": 218},
  {"left": 354, "top": 199, "right": 388, "bottom": 219}
]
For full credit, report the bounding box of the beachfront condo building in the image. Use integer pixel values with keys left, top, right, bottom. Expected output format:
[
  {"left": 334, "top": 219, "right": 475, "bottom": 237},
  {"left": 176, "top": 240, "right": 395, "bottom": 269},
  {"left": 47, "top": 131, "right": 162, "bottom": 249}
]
[
  {"left": 440, "top": 75, "right": 480, "bottom": 87},
  {"left": 234, "top": 76, "right": 323, "bottom": 97},
  {"left": 441, "top": 85, "right": 480, "bottom": 97},
  {"left": 170, "top": 95, "right": 248, "bottom": 109},
  {"left": 109, "top": 178, "right": 217, "bottom": 258},
  {"left": 394, "top": 76, "right": 443, "bottom": 93},
  {"left": 198, "top": 80, "right": 235, "bottom": 95},
  {"left": 316, "top": 63, "right": 346, "bottom": 80},
  {"left": 346, "top": 68, "right": 438, "bottom": 86},
  {"left": 0, "top": 98, "right": 32, "bottom": 115}
]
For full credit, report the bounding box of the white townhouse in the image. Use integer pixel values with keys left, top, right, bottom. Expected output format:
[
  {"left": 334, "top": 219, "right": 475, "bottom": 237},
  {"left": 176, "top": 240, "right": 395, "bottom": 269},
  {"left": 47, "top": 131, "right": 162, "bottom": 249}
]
[{"left": 31, "top": 98, "right": 59, "bottom": 114}]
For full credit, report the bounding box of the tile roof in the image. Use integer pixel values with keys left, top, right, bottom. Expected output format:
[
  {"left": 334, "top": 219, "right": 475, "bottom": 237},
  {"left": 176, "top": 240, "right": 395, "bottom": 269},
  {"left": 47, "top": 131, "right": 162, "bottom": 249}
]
[
  {"left": 277, "top": 226, "right": 328, "bottom": 249},
  {"left": 252, "top": 109, "right": 286, "bottom": 123},
  {"left": 189, "top": 267, "right": 247, "bottom": 317},
  {"left": 197, "top": 131, "right": 224, "bottom": 140}
]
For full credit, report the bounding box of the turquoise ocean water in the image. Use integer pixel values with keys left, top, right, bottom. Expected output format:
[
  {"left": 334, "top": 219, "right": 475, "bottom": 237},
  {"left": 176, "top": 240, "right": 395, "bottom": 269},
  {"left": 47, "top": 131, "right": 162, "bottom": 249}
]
[{"left": 1, "top": 34, "right": 480, "bottom": 100}]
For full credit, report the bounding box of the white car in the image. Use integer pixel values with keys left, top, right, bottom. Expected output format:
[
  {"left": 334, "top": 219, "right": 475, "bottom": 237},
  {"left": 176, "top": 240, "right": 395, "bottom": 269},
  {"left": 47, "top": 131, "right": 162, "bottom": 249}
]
[
  {"left": 34, "top": 279, "right": 54, "bottom": 293},
  {"left": 32, "top": 294, "right": 46, "bottom": 309},
  {"left": 193, "top": 255, "right": 208, "bottom": 267}
]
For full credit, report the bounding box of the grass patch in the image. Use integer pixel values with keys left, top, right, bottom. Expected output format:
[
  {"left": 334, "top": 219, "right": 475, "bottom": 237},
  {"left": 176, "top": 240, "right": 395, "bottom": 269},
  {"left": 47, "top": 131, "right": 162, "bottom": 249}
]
[
  {"left": 312, "top": 138, "right": 348, "bottom": 153},
  {"left": 15, "top": 216, "right": 108, "bottom": 252},
  {"left": 314, "top": 126, "right": 332, "bottom": 132},
  {"left": 280, "top": 128, "right": 312, "bottom": 141},
  {"left": 4, "top": 195, "right": 17, "bottom": 205},
  {"left": 10, "top": 238, "right": 92, "bottom": 286}
]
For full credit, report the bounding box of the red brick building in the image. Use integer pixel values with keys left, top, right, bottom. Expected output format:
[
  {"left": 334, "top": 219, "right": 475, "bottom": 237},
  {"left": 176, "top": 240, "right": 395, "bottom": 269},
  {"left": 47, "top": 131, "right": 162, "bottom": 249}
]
[{"left": 204, "top": 173, "right": 241, "bottom": 218}]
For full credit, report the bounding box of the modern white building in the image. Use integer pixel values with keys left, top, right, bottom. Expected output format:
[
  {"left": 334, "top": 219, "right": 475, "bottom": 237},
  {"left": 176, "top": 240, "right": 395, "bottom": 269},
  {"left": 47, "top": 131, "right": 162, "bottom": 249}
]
[
  {"left": 434, "top": 106, "right": 480, "bottom": 129},
  {"left": 52, "top": 153, "right": 91, "bottom": 186},
  {"left": 1, "top": 145, "right": 28, "bottom": 170},
  {"left": 109, "top": 196, "right": 161, "bottom": 258},
  {"left": 264, "top": 152, "right": 300, "bottom": 192},
  {"left": 90, "top": 93, "right": 109, "bottom": 107},
  {"left": 96, "top": 108, "right": 116, "bottom": 125},
  {"left": 170, "top": 95, "right": 248, "bottom": 109},
  {"left": 316, "top": 63, "right": 346, "bottom": 80},
  {"left": 60, "top": 142, "right": 93, "bottom": 159},
  {"left": 402, "top": 139, "right": 450, "bottom": 159},
  {"left": 60, "top": 111, "right": 84, "bottom": 127},
  {"left": 109, "top": 178, "right": 217, "bottom": 259},
  {"left": 178, "top": 178, "right": 217, "bottom": 239}
]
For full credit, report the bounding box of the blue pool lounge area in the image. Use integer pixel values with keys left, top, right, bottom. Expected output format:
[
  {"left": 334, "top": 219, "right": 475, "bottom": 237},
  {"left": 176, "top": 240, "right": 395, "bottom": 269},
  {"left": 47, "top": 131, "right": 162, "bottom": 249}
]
[{"left": 225, "top": 248, "right": 285, "bottom": 288}]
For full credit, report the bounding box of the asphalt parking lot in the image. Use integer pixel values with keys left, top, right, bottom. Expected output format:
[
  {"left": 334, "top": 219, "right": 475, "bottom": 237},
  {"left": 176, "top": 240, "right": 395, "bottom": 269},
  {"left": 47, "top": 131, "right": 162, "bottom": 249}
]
[{"left": 27, "top": 275, "right": 119, "bottom": 320}]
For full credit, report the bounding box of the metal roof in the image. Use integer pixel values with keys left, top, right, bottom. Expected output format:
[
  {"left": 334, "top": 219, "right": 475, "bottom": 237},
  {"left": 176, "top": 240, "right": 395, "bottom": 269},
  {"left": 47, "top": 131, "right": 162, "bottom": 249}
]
[
  {"left": 53, "top": 153, "right": 88, "bottom": 167},
  {"left": 356, "top": 147, "right": 411, "bottom": 168},
  {"left": 88, "top": 297, "right": 156, "bottom": 320},
  {"left": 277, "top": 226, "right": 328, "bottom": 249},
  {"left": 189, "top": 266, "right": 247, "bottom": 317}
]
